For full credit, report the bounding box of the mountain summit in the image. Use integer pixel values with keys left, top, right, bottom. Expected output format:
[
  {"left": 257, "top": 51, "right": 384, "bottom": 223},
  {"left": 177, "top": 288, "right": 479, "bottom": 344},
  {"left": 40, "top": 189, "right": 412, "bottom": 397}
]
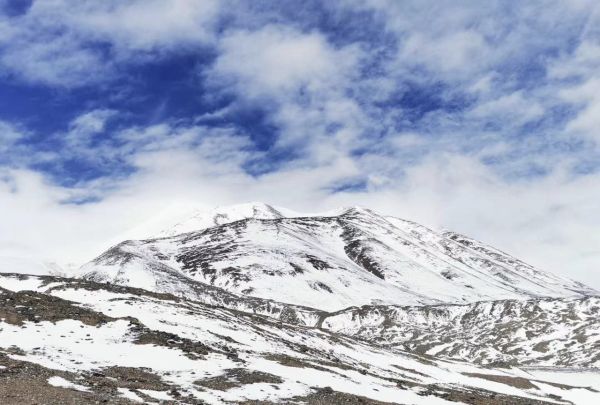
[{"left": 157, "top": 202, "right": 292, "bottom": 237}]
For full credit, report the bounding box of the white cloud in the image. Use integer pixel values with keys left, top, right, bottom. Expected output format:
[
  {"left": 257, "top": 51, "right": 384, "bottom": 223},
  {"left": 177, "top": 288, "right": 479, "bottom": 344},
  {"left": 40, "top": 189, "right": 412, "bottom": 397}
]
[
  {"left": 555, "top": 46, "right": 600, "bottom": 142},
  {"left": 400, "top": 30, "right": 489, "bottom": 75},
  {"left": 549, "top": 42, "right": 600, "bottom": 80},
  {"left": 468, "top": 91, "right": 545, "bottom": 126},
  {"left": 209, "top": 25, "right": 370, "bottom": 160},
  {"left": 0, "top": 121, "right": 26, "bottom": 153},
  {"left": 63, "top": 109, "right": 117, "bottom": 153},
  {"left": 25, "top": 109, "right": 121, "bottom": 168},
  {"left": 0, "top": 31, "right": 110, "bottom": 87},
  {"left": 0, "top": 0, "right": 222, "bottom": 86},
  {"left": 66, "top": 0, "right": 220, "bottom": 51},
  {"left": 69, "top": 109, "right": 115, "bottom": 135},
  {"left": 212, "top": 25, "right": 360, "bottom": 97},
  {"left": 554, "top": 43, "right": 600, "bottom": 142},
  {"left": 2, "top": 144, "right": 600, "bottom": 289},
  {"left": 1, "top": 0, "right": 600, "bottom": 292}
]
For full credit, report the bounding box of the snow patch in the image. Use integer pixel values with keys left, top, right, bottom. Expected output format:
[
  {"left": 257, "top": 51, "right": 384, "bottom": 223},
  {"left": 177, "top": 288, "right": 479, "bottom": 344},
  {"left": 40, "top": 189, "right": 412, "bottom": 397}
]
[{"left": 47, "top": 376, "right": 89, "bottom": 392}]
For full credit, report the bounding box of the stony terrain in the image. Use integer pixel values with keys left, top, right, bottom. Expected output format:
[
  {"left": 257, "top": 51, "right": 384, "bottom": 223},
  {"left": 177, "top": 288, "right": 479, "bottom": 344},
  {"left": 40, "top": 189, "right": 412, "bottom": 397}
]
[{"left": 1, "top": 273, "right": 599, "bottom": 404}]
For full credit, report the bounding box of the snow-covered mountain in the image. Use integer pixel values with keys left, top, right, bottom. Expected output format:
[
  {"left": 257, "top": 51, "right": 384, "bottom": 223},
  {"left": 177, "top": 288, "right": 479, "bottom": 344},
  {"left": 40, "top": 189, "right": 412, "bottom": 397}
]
[
  {"left": 79, "top": 203, "right": 595, "bottom": 311},
  {"left": 2, "top": 203, "right": 599, "bottom": 403}
]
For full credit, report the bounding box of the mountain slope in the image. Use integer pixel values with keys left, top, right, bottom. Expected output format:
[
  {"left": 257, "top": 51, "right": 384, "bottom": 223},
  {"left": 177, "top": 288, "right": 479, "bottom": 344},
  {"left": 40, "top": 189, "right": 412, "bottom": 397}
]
[
  {"left": 73, "top": 246, "right": 600, "bottom": 368},
  {"left": 1, "top": 272, "right": 598, "bottom": 405},
  {"left": 78, "top": 205, "right": 595, "bottom": 311},
  {"left": 321, "top": 296, "right": 600, "bottom": 367}
]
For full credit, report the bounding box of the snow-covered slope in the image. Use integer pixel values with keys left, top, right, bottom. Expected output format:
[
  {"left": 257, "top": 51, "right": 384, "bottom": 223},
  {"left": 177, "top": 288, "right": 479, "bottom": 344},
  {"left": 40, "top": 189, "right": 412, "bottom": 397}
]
[
  {"left": 1, "top": 272, "right": 599, "bottom": 405},
  {"left": 78, "top": 204, "right": 595, "bottom": 311}
]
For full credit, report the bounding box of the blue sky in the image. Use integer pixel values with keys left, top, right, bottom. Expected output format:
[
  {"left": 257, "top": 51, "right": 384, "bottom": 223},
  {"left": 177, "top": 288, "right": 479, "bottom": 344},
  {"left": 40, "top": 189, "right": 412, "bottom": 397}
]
[{"left": 1, "top": 0, "right": 600, "bottom": 287}]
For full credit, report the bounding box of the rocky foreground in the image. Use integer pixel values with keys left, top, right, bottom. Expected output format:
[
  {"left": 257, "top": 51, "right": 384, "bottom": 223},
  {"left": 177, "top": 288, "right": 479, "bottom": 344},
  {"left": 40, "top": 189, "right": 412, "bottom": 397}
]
[{"left": 0, "top": 272, "right": 598, "bottom": 404}]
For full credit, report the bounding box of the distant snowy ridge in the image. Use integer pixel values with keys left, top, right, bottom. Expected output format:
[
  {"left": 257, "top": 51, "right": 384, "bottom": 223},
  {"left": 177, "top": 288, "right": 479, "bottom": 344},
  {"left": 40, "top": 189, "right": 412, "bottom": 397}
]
[
  {"left": 157, "top": 202, "right": 294, "bottom": 237},
  {"left": 0, "top": 256, "right": 68, "bottom": 277},
  {"left": 118, "top": 202, "right": 302, "bottom": 240}
]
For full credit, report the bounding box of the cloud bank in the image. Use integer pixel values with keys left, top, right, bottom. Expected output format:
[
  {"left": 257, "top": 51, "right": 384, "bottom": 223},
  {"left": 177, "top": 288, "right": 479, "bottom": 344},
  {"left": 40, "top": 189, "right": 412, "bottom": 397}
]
[{"left": 0, "top": 0, "right": 599, "bottom": 287}]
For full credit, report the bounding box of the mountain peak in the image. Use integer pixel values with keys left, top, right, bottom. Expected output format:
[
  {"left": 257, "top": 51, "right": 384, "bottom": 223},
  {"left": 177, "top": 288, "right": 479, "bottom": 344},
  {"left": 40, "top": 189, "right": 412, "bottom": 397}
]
[
  {"left": 153, "top": 202, "right": 293, "bottom": 237},
  {"left": 218, "top": 201, "right": 279, "bottom": 213},
  {"left": 338, "top": 205, "right": 378, "bottom": 217}
]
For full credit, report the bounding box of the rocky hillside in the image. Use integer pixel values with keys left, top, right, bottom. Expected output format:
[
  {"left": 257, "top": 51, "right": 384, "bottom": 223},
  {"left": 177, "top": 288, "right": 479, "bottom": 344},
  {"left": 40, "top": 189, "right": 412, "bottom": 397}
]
[
  {"left": 320, "top": 296, "right": 600, "bottom": 368},
  {"left": 1, "top": 272, "right": 598, "bottom": 405}
]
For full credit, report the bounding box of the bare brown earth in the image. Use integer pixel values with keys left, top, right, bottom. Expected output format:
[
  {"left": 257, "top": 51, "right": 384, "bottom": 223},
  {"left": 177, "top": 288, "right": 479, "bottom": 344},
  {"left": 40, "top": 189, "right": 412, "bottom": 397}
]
[
  {"left": 237, "top": 385, "right": 558, "bottom": 405},
  {"left": 0, "top": 354, "right": 134, "bottom": 405}
]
